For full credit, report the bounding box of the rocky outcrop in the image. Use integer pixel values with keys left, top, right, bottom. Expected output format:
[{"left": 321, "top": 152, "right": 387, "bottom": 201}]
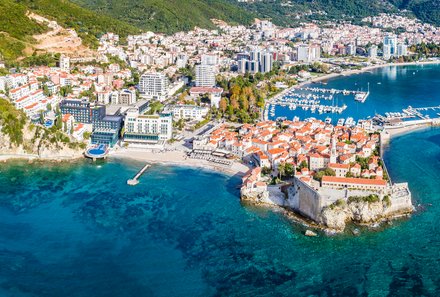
[
  {"left": 319, "top": 199, "right": 413, "bottom": 232},
  {"left": 240, "top": 188, "right": 270, "bottom": 204},
  {"left": 0, "top": 123, "right": 84, "bottom": 160}
]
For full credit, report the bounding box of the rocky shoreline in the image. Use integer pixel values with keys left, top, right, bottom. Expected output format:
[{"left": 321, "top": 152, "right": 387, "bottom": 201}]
[{"left": 241, "top": 176, "right": 415, "bottom": 235}]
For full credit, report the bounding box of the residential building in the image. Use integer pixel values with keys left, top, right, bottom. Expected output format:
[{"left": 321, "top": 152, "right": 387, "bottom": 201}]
[
  {"left": 59, "top": 55, "right": 70, "bottom": 72},
  {"left": 169, "top": 105, "right": 209, "bottom": 121},
  {"left": 195, "top": 65, "right": 216, "bottom": 87},
  {"left": 139, "top": 72, "right": 169, "bottom": 101}
]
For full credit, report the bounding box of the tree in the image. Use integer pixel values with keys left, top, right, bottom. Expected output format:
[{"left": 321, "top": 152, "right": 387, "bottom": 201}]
[
  {"left": 261, "top": 166, "right": 271, "bottom": 175},
  {"left": 285, "top": 163, "right": 295, "bottom": 177},
  {"left": 299, "top": 160, "right": 308, "bottom": 170},
  {"left": 314, "top": 168, "right": 336, "bottom": 181},
  {"left": 278, "top": 163, "right": 286, "bottom": 179}
]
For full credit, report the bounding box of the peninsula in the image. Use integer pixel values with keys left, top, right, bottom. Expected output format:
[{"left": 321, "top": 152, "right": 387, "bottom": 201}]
[{"left": 194, "top": 119, "right": 414, "bottom": 232}]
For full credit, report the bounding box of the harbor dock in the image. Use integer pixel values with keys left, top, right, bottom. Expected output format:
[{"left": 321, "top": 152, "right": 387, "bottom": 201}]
[{"left": 127, "top": 163, "right": 151, "bottom": 186}]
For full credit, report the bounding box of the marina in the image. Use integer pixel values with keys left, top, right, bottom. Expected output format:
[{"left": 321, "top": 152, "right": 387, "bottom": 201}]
[
  {"left": 266, "top": 65, "right": 440, "bottom": 128},
  {"left": 265, "top": 84, "right": 370, "bottom": 121}
]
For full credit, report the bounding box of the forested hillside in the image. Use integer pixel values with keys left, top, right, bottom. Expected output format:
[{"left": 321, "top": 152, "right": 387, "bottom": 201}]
[
  {"left": 236, "top": 0, "right": 440, "bottom": 27},
  {"left": 70, "top": 0, "right": 255, "bottom": 33},
  {"left": 17, "top": 0, "right": 141, "bottom": 47},
  {"left": 0, "top": 0, "right": 140, "bottom": 62},
  {"left": 0, "top": 0, "right": 47, "bottom": 61},
  {"left": 1, "top": 0, "right": 439, "bottom": 64}
]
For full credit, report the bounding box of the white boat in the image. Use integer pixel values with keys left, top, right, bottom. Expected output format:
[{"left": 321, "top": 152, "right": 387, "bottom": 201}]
[
  {"left": 325, "top": 117, "right": 332, "bottom": 124},
  {"left": 337, "top": 118, "right": 345, "bottom": 126},
  {"left": 345, "top": 117, "right": 354, "bottom": 126}
]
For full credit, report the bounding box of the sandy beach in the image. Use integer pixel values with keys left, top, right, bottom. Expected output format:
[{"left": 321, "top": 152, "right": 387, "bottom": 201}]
[{"left": 109, "top": 148, "right": 251, "bottom": 177}]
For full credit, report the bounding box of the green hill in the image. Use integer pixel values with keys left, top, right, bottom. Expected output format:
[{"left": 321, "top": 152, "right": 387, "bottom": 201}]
[
  {"left": 0, "top": 0, "right": 48, "bottom": 61},
  {"left": 17, "top": 0, "right": 141, "bottom": 47},
  {"left": 69, "top": 0, "right": 255, "bottom": 33},
  {"left": 238, "top": 0, "right": 440, "bottom": 27},
  {"left": 0, "top": 0, "right": 140, "bottom": 62}
]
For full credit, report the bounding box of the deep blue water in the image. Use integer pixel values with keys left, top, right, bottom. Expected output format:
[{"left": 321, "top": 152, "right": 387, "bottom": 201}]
[
  {"left": 270, "top": 64, "right": 440, "bottom": 122},
  {"left": 1, "top": 65, "right": 440, "bottom": 296},
  {"left": 0, "top": 133, "right": 440, "bottom": 296}
]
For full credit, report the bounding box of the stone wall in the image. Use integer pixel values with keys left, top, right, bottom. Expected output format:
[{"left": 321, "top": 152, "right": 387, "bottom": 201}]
[{"left": 286, "top": 177, "right": 324, "bottom": 222}]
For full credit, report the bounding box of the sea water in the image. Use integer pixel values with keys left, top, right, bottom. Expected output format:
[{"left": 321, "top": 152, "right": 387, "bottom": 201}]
[
  {"left": 1, "top": 127, "right": 440, "bottom": 297},
  {"left": 270, "top": 64, "right": 440, "bottom": 122},
  {"left": 1, "top": 65, "right": 440, "bottom": 296}
]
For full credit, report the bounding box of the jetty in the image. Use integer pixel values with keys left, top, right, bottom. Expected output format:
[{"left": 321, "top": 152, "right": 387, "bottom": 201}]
[{"left": 127, "top": 163, "right": 151, "bottom": 186}]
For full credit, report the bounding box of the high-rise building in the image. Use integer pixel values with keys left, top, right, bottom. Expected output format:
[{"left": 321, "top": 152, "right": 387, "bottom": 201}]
[
  {"left": 296, "top": 44, "right": 320, "bottom": 62},
  {"left": 368, "top": 45, "right": 378, "bottom": 59},
  {"left": 246, "top": 60, "right": 259, "bottom": 74},
  {"left": 176, "top": 54, "right": 188, "bottom": 69},
  {"left": 238, "top": 59, "right": 247, "bottom": 74},
  {"left": 297, "top": 44, "right": 309, "bottom": 62},
  {"left": 396, "top": 43, "right": 408, "bottom": 57},
  {"left": 347, "top": 44, "right": 357, "bottom": 56},
  {"left": 59, "top": 55, "right": 70, "bottom": 73},
  {"left": 139, "top": 73, "right": 169, "bottom": 101},
  {"left": 383, "top": 44, "right": 392, "bottom": 60},
  {"left": 383, "top": 34, "right": 397, "bottom": 56},
  {"left": 195, "top": 65, "right": 216, "bottom": 87},
  {"left": 237, "top": 47, "right": 274, "bottom": 74},
  {"left": 309, "top": 44, "right": 321, "bottom": 61},
  {"left": 261, "top": 52, "right": 273, "bottom": 73}
]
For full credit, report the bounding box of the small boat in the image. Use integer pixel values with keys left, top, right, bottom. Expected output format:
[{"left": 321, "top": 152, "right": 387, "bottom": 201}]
[{"left": 325, "top": 117, "right": 332, "bottom": 124}]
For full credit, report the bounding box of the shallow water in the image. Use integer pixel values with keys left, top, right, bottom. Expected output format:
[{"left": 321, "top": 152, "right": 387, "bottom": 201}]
[{"left": 1, "top": 127, "right": 440, "bottom": 297}]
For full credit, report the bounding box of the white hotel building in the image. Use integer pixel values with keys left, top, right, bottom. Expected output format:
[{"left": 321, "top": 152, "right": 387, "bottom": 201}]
[
  {"left": 124, "top": 108, "right": 173, "bottom": 144},
  {"left": 139, "top": 72, "right": 169, "bottom": 101}
]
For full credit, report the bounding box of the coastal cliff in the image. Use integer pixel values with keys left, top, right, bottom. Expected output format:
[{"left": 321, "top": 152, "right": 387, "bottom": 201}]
[
  {"left": 286, "top": 177, "right": 415, "bottom": 233},
  {"left": 0, "top": 98, "right": 84, "bottom": 160},
  {"left": 0, "top": 123, "right": 84, "bottom": 160},
  {"left": 320, "top": 198, "right": 414, "bottom": 232}
]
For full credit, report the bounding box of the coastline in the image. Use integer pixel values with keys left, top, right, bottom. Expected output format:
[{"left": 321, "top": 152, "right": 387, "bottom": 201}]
[
  {"left": 0, "top": 152, "right": 84, "bottom": 162},
  {"left": 108, "top": 148, "right": 251, "bottom": 177},
  {"left": 297, "top": 60, "right": 440, "bottom": 88},
  {"left": 264, "top": 59, "right": 440, "bottom": 121}
]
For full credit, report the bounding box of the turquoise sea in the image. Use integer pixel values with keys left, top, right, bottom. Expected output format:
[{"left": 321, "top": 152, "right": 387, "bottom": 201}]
[
  {"left": 1, "top": 65, "right": 440, "bottom": 296},
  {"left": 270, "top": 63, "right": 440, "bottom": 122}
]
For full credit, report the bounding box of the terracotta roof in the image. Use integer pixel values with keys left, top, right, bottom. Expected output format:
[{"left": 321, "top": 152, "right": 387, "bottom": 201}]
[
  {"left": 328, "top": 163, "right": 350, "bottom": 169},
  {"left": 322, "top": 176, "right": 387, "bottom": 186}
]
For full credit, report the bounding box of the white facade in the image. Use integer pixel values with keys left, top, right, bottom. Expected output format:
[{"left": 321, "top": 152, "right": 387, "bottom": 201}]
[
  {"left": 384, "top": 34, "right": 397, "bottom": 56},
  {"left": 347, "top": 44, "right": 356, "bottom": 56},
  {"left": 125, "top": 108, "right": 173, "bottom": 141},
  {"left": 383, "top": 44, "right": 392, "bottom": 60},
  {"left": 59, "top": 55, "right": 70, "bottom": 72},
  {"left": 139, "top": 73, "right": 169, "bottom": 101},
  {"left": 396, "top": 43, "right": 408, "bottom": 57},
  {"left": 170, "top": 105, "right": 209, "bottom": 121},
  {"left": 368, "top": 45, "right": 378, "bottom": 59},
  {"left": 201, "top": 54, "right": 218, "bottom": 66},
  {"left": 261, "top": 52, "right": 273, "bottom": 73},
  {"left": 195, "top": 65, "right": 216, "bottom": 87},
  {"left": 297, "top": 45, "right": 309, "bottom": 62}
]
